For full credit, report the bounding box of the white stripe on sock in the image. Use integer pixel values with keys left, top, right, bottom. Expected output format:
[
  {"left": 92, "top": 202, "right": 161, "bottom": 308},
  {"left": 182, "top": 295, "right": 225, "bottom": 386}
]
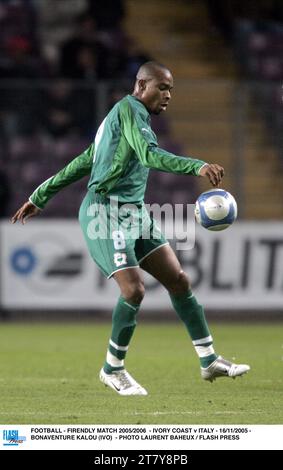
[
  {"left": 106, "top": 350, "right": 124, "bottom": 368},
  {"left": 109, "top": 339, "right": 129, "bottom": 351},
  {"left": 194, "top": 344, "right": 215, "bottom": 358},
  {"left": 192, "top": 335, "right": 213, "bottom": 346},
  {"left": 123, "top": 301, "right": 138, "bottom": 311}
]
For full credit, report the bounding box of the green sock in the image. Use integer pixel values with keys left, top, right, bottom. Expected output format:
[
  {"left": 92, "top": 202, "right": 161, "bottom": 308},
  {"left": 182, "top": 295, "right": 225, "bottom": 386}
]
[
  {"left": 103, "top": 296, "right": 140, "bottom": 374},
  {"left": 170, "top": 290, "right": 217, "bottom": 368}
]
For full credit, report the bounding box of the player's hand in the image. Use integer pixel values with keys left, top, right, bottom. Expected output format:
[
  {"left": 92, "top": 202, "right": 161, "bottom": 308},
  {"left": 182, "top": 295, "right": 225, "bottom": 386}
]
[
  {"left": 11, "top": 201, "right": 41, "bottom": 225},
  {"left": 199, "top": 163, "right": 224, "bottom": 187}
]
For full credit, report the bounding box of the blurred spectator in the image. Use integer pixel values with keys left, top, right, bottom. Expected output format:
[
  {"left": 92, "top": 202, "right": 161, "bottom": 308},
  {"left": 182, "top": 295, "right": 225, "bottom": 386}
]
[
  {"left": 0, "top": 0, "right": 44, "bottom": 78},
  {"left": 41, "top": 78, "right": 95, "bottom": 139},
  {"left": 204, "top": 0, "right": 283, "bottom": 42},
  {"left": 0, "top": 35, "right": 46, "bottom": 78},
  {"left": 231, "top": 2, "right": 283, "bottom": 161},
  {"left": 86, "top": 0, "right": 125, "bottom": 31},
  {"left": 59, "top": 12, "right": 129, "bottom": 80},
  {"left": 125, "top": 40, "right": 152, "bottom": 79},
  {"left": 0, "top": 0, "right": 38, "bottom": 46},
  {"left": 0, "top": 82, "right": 10, "bottom": 147},
  {"left": 0, "top": 68, "right": 42, "bottom": 142},
  {"left": 59, "top": 14, "right": 97, "bottom": 79},
  {"left": 95, "top": 30, "right": 128, "bottom": 80},
  {"left": 0, "top": 167, "right": 10, "bottom": 217},
  {"left": 36, "top": 0, "right": 87, "bottom": 70}
]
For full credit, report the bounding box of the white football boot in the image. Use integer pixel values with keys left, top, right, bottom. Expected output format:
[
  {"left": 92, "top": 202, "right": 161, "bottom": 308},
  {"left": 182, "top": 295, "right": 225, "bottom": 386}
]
[
  {"left": 99, "top": 368, "right": 148, "bottom": 396},
  {"left": 201, "top": 356, "right": 250, "bottom": 382}
]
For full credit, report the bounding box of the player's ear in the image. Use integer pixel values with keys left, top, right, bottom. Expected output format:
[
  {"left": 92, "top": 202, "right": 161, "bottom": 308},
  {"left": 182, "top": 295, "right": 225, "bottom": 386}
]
[{"left": 138, "top": 79, "right": 147, "bottom": 92}]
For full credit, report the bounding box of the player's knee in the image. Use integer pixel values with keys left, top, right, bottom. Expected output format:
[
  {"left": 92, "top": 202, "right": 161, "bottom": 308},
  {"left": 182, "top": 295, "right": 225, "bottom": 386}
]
[
  {"left": 122, "top": 281, "right": 145, "bottom": 305},
  {"left": 176, "top": 270, "right": 190, "bottom": 292},
  {"left": 168, "top": 270, "right": 190, "bottom": 295}
]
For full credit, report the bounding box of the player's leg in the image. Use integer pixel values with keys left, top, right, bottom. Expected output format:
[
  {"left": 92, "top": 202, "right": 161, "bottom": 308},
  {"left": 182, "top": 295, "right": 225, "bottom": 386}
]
[
  {"left": 140, "top": 244, "right": 217, "bottom": 367},
  {"left": 79, "top": 193, "right": 147, "bottom": 394},
  {"left": 99, "top": 267, "right": 147, "bottom": 395},
  {"left": 140, "top": 244, "right": 250, "bottom": 381},
  {"left": 103, "top": 267, "right": 144, "bottom": 374}
]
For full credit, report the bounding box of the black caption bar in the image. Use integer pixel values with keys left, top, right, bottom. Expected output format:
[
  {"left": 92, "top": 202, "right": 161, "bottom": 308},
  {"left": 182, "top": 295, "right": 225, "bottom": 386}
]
[{"left": 3, "top": 450, "right": 274, "bottom": 466}]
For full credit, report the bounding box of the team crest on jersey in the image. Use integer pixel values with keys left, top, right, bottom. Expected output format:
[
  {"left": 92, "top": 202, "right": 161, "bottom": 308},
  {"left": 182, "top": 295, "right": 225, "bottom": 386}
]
[{"left": 114, "top": 252, "right": 127, "bottom": 267}]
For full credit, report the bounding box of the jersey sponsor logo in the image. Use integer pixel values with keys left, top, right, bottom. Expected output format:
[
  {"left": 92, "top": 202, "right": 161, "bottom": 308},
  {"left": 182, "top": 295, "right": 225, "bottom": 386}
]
[{"left": 114, "top": 252, "right": 127, "bottom": 267}]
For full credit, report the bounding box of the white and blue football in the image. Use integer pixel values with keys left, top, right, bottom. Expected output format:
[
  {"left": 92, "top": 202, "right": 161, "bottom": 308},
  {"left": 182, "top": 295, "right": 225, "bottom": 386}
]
[{"left": 194, "top": 189, "right": 237, "bottom": 231}]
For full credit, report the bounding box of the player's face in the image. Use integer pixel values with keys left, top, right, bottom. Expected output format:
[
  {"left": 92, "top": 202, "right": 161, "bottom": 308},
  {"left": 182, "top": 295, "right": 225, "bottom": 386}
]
[{"left": 142, "top": 70, "right": 173, "bottom": 114}]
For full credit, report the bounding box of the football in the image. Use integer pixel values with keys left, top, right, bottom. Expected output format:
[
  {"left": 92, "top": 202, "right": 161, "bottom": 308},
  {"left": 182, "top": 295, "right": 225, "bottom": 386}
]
[{"left": 194, "top": 189, "right": 237, "bottom": 231}]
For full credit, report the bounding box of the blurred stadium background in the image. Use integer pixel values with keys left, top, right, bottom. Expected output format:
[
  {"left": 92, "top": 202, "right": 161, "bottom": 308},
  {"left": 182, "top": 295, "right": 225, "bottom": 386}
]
[
  {"left": 1, "top": 0, "right": 283, "bottom": 318},
  {"left": 0, "top": 0, "right": 283, "bottom": 424}
]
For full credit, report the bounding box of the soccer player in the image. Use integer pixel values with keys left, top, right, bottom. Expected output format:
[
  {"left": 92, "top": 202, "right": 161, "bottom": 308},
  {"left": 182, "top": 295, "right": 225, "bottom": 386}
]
[{"left": 11, "top": 61, "right": 250, "bottom": 395}]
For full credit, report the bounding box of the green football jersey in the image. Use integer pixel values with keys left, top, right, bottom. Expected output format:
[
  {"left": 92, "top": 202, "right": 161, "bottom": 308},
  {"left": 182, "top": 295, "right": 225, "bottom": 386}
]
[{"left": 30, "top": 95, "right": 207, "bottom": 209}]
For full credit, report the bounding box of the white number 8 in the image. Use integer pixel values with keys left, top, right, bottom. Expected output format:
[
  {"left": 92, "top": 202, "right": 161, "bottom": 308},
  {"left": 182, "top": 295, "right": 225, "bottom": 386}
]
[{"left": 112, "top": 230, "right": 126, "bottom": 250}]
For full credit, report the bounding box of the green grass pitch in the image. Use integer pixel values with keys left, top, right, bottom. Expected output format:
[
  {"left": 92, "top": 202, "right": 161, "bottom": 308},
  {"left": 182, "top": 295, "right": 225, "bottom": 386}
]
[{"left": 0, "top": 321, "right": 282, "bottom": 424}]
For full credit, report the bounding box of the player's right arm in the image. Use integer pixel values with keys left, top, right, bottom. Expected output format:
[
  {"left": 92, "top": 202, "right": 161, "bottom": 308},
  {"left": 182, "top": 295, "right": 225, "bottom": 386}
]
[{"left": 11, "top": 143, "right": 94, "bottom": 224}]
